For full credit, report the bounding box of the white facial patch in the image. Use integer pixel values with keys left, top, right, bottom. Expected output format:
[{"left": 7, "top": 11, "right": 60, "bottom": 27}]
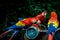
[
  {"left": 42, "top": 11, "right": 46, "bottom": 16},
  {"left": 37, "top": 20, "right": 41, "bottom": 24}
]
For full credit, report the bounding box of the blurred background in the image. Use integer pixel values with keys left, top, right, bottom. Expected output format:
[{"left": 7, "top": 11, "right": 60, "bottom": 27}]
[{"left": 0, "top": 0, "right": 60, "bottom": 40}]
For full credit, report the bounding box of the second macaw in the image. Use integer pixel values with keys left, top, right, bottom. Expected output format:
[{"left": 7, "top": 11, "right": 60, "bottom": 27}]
[{"left": 48, "top": 11, "right": 59, "bottom": 40}]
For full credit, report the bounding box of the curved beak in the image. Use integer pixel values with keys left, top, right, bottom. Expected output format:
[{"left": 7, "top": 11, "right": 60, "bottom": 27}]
[{"left": 42, "top": 11, "right": 47, "bottom": 16}]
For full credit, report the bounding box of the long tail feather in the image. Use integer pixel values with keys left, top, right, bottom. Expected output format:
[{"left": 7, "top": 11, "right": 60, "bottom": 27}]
[
  {"left": 0, "top": 29, "right": 13, "bottom": 38},
  {"left": 9, "top": 30, "right": 18, "bottom": 40}
]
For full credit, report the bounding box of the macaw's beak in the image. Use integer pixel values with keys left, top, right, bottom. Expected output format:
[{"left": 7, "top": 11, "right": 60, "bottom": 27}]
[{"left": 42, "top": 11, "right": 46, "bottom": 17}]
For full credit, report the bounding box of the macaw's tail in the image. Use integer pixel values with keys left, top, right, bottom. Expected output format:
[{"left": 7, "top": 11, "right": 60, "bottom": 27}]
[
  {"left": 0, "top": 29, "right": 19, "bottom": 40},
  {"left": 9, "top": 30, "right": 19, "bottom": 40},
  {"left": 48, "top": 32, "right": 54, "bottom": 40},
  {"left": 0, "top": 29, "right": 13, "bottom": 38}
]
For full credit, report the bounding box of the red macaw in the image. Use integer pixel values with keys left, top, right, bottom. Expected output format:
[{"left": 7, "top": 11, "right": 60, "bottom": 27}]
[
  {"left": 7, "top": 11, "right": 46, "bottom": 30},
  {"left": 0, "top": 11, "right": 46, "bottom": 40},
  {"left": 48, "top": 11, "right": 59, "bottom": 40}
]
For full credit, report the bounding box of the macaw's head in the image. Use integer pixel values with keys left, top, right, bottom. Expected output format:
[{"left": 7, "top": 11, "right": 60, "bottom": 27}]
[
  {"left": 35, "top": 11, "right": 46, "bottom": 21},
  {"left": 50, "top": 11, "right": 58, "bottom": 20}
]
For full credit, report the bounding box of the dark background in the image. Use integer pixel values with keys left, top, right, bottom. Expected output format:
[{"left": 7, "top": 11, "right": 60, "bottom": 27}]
[{"left": 0, "top": 0, "right": 60, "bottom": 40}]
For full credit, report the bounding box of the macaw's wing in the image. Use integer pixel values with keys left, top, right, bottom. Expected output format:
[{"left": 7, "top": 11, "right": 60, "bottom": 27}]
[{"left": 6, "top": 24, "right": 26, "bottom": 30}]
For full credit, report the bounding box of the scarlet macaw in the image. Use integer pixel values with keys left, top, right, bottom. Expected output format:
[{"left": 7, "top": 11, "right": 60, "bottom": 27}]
[
  {"left": 0, "top": 11, "right": 46, "bottom": 40},
  {"left": 48, "top": 11, "right": 59, "bottom": 40}
]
